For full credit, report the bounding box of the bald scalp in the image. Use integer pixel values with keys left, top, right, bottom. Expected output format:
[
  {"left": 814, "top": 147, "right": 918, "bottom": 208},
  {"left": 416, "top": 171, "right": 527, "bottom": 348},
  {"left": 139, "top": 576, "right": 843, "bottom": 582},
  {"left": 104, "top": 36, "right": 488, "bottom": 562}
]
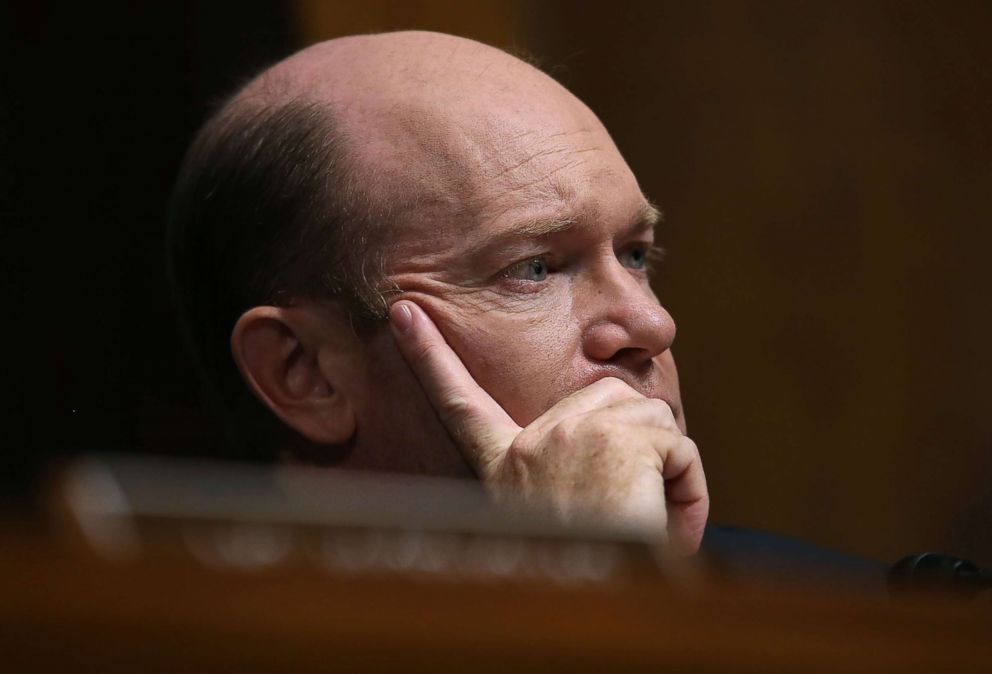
[
  {"left": 238, "top": 31, "right": 545, "bottom": 116},
  {"left": 233, "top": 31, "right": 603, "bottom": 238}
]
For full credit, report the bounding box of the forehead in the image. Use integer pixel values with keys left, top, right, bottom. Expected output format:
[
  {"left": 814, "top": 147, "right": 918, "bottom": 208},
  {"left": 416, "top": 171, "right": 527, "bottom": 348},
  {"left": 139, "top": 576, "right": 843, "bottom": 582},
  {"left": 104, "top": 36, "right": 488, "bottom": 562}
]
[{"left": 346, "top": 88, "right": 646, "bottom": 258}]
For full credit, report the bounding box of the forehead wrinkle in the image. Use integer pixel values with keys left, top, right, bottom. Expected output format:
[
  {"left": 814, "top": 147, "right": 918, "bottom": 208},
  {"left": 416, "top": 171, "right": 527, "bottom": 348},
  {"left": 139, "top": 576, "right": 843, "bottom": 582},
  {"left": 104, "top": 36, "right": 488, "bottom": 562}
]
[
  {"left": 478, "top": 161, "right": 578, "bottom": 230},
  {"left": 487, "top": 157, "right": 593, "bottom": 207},
  {"left": 488, "top": 143, "right": 604, "bottom": 182},
  {"left": 487, "top": 122, "right": 598, "bottom": 178}
]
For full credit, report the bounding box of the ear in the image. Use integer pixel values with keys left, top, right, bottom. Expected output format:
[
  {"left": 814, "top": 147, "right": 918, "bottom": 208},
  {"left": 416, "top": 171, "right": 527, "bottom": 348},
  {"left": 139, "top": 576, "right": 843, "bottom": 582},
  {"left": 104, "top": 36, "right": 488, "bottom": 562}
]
[{"left": 231, "top": 305, "right": 356, "bottom": 445}]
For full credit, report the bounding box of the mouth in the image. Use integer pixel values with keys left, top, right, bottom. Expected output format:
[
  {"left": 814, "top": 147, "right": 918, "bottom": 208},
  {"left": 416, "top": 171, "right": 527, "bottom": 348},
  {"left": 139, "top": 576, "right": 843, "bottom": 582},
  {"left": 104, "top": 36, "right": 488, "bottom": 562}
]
[{"left": 574, "top": 366, "right": 680, "bottom": 418}]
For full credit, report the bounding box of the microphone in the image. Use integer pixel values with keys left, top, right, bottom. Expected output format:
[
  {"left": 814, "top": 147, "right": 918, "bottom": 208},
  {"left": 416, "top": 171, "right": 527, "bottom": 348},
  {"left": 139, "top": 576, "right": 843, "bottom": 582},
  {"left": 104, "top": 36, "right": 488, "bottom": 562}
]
[{"left": 888, "top": 552, "right": 992, "bottom": 599}]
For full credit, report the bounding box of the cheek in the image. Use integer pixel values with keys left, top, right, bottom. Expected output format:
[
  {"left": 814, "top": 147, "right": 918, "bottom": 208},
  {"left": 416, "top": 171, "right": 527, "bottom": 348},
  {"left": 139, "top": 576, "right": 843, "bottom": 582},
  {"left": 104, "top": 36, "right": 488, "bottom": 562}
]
[
  {"left": 429, "top": 291, "right": 580, "bottom": 426},
  {"left": 351, "top": 327, "right": 472, "bottom": 476},
  {"left": 652, "top": 349, "right": 685, "bottom": 431}
]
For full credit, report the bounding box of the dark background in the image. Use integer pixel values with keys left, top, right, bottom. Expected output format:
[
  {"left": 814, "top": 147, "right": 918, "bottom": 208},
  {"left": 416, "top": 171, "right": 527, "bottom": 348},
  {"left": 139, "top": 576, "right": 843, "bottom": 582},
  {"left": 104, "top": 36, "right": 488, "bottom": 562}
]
[
  {"left": 4, "top": 1, "right": 991, "bottom": 566},
  {"left": 4, "top": 2, "right": 295, "bottom": 485}
]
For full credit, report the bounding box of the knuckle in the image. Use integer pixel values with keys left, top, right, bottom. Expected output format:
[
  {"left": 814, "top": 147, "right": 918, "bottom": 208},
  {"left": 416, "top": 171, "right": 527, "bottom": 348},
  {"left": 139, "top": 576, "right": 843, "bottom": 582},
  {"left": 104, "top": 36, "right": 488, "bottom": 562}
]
[
  {"left": 501, "top": 442, "right": 534, "bottom": 481},
  {"left": 410, "top": 338, "right": 442, "bottom": 364},
  {"left": 436, "top": 391, "right": 472, "bottom": 424},
  {"left": 648, "top": 397, "right": 672, "bottom": 413},
  {"left": 645, "top": 397, "right": 676, "bottom": 428},
  {"left": 548, "top": 418, "right": 578, "bottom": 446}
]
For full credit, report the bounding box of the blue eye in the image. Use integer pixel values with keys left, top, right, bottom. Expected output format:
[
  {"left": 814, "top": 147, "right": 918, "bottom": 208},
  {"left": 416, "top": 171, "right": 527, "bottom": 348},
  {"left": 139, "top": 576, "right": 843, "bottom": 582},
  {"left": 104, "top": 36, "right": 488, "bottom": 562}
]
[
  {"left": 619, "top": 245, "right": 648, "bottom": 270},
  {"left": 506, "top": 257, "right": 549, "bottom": 281}
]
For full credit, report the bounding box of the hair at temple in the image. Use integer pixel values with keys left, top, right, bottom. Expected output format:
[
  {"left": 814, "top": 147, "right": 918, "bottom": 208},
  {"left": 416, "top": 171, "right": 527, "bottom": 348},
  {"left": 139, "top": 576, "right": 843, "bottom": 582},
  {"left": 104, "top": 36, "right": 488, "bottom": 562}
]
[{"left": 166, "top": 95, "right": 386, "bottom": 459}]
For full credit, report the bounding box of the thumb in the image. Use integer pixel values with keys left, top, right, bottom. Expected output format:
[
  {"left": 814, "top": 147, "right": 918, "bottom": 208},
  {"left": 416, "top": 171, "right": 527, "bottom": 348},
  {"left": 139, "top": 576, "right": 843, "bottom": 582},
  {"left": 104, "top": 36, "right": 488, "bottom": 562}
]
[{"left": 389, "top": 300, "right": 520, "bottom": 476}]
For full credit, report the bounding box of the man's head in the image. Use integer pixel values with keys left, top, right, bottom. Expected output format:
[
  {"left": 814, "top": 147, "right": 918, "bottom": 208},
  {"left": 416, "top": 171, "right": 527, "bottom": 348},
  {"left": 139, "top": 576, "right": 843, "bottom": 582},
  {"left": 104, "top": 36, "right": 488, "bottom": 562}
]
[{"left": 168, "top": 31, "right": 683, "bottom": 474}]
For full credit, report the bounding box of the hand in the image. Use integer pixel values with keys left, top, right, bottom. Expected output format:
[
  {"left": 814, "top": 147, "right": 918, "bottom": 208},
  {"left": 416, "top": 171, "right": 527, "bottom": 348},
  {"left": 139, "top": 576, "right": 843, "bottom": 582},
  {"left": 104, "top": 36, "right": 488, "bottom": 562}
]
[{"left": 389, "top": 300, "right": 709, "bottom": 555}]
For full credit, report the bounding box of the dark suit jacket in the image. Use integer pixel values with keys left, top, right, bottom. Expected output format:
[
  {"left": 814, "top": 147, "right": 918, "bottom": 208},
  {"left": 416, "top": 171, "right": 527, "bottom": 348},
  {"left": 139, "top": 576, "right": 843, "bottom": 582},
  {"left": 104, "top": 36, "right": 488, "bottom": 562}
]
[{"left": 700, "top": 525, "right": 889, "bottom": 593}]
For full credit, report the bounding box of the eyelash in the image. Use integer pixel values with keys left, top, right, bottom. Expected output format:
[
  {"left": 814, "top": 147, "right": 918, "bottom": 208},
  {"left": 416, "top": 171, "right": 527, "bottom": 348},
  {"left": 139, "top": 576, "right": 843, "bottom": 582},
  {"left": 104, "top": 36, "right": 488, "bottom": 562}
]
[
  {"left": 640, "top": 243, "right": 667, "bottom": 268},
  {"left": 617, "top": 242, "right": 664, "bottom": 272},
  {"left": 500, "top": 243, "right": 664, "bottom": 286}
]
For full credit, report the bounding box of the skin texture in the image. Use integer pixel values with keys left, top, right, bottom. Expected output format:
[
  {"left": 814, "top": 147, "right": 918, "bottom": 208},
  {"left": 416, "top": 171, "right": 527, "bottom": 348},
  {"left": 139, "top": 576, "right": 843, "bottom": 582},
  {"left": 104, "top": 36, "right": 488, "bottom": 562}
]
[{"left": 229, "top": 32, "right": 709, "bottom": 553}]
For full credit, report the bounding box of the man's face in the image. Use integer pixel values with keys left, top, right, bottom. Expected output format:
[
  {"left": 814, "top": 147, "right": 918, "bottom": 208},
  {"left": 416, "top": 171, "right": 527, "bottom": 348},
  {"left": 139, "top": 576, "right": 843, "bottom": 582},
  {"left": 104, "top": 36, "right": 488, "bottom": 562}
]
[
  {"left": 283, "top": 36, "right": 684, "bottom": 475},
  {"left": 334, "top": 61, "right": 683, "bottom": 474}
]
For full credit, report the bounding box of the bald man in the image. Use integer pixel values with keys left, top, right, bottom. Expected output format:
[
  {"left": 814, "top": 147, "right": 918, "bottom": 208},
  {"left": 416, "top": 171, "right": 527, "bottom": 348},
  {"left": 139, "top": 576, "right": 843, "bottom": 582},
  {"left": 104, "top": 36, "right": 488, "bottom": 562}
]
[{"left": 169, "top": 30, "right": 708, "bottom": 555}]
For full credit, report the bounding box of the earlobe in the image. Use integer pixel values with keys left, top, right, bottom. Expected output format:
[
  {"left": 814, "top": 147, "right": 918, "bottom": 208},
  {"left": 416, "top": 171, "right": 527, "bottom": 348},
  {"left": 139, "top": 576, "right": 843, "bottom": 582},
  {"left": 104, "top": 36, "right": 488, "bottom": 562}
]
[{"left": 231, "top": 306, "right": 357, "bottom": 446}]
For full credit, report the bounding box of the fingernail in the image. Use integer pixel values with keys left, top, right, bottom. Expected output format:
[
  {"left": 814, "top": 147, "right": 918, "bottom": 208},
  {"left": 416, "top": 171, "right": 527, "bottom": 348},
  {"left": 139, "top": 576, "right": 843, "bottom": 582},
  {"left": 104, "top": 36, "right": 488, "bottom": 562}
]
[{"left": 390, "top": 302, "right": 413, "bottom": 334}]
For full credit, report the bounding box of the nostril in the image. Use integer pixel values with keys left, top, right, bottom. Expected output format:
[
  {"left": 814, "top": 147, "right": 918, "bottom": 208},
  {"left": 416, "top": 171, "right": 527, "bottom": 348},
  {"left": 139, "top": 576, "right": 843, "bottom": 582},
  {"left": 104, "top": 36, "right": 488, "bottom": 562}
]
[{"left": 602, "top": 346, "right": 656, "bottom": 373}]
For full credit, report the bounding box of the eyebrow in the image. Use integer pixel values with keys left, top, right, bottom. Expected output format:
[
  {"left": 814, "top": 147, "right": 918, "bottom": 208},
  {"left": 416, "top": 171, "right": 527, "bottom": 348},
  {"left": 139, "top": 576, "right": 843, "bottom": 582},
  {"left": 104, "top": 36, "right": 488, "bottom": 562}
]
[
  {"left": 637, "top": 201, "right": 664, "bottom": 231},
  {"left": 509, "top": 214, "right": 579, "bottom": 238},
  {"left": 462, "top": 198, "right": 664, "bottom": 277},
  {"left": 468, "top": 214, "right": 577, "bottom": 261},
  {"left": 488, "top": 199, "right": 663, "bottom": 244}
]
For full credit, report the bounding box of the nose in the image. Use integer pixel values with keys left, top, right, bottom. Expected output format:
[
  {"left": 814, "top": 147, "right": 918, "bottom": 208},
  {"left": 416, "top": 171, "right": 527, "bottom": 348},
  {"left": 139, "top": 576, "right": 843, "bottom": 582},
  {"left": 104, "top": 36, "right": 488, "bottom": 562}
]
[{"left": 580, "top": 260, "right": 676, "bottom": 368}]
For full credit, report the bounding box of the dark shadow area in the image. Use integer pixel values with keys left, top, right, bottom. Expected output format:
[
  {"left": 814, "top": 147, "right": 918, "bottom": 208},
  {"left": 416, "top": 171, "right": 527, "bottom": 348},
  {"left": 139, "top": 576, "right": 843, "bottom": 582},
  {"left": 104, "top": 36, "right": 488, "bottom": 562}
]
[{"left": 3, "top": 2, "right": 296, "bottom": 507}]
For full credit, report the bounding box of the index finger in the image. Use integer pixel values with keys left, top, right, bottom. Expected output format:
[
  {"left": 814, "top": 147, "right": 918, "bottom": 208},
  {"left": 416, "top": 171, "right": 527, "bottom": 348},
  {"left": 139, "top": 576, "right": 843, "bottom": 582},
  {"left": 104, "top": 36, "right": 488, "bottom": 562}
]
[{"left": 389, "top": 300, "right": 520, "bottom": 475}]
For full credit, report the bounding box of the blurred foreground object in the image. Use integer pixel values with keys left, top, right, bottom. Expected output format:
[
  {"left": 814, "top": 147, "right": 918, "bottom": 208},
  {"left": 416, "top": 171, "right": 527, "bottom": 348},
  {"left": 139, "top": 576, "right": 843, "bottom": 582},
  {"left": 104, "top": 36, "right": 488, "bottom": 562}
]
[
  {"left": 50, "top": 454, "right": 667, "bottom": 584},
  {"left": 0, "top": 454, "right": 988, "bottom": 673}
]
